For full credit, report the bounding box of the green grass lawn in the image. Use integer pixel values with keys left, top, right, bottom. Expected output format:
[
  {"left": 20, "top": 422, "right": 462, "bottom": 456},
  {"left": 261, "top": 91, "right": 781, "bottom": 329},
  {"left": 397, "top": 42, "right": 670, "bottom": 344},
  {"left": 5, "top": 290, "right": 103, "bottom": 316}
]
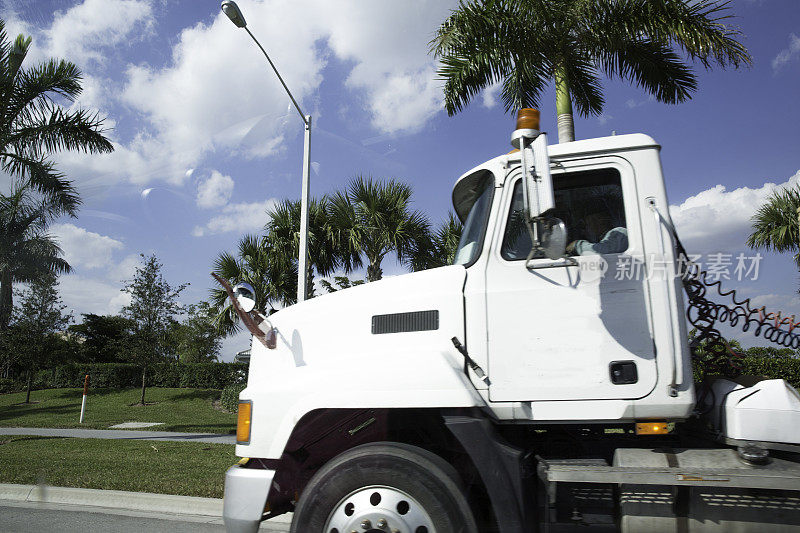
[
  {"left": 0, "top": 388, "right": 236, "bottom": 434},
  {"left": 0, "top": 435, "right": 235, "bottom": 498}
]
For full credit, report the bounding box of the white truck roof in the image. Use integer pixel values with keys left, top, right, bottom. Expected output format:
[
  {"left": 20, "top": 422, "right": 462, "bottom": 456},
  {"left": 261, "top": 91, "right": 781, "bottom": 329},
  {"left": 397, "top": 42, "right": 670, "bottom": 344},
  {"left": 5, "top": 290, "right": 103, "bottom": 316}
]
[{"left": 452, "top": 133, "right": 660, "bottom": 221}]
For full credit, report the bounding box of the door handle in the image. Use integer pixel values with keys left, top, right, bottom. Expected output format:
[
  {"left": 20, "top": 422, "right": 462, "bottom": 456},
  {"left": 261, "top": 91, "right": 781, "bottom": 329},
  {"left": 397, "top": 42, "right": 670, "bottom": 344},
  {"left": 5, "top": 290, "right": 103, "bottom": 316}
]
[{"left": 526, "top": 257, "right": 578, "bottom": 270}]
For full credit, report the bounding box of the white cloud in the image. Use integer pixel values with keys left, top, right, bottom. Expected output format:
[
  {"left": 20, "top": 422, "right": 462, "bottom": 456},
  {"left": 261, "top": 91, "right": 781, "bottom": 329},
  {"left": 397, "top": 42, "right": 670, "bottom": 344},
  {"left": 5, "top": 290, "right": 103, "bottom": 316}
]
[
  {"left": 773, "top": 33, "right": 800, "bottom": 72},
  {"left": 482, "top": 82, "right": 503, "bottom": 109},
  {"left": 322, "top": 1, "right": 453, "bottom": 134},
  {"left": 120, "top": 0, "right": 325, "bottom": 179},
  {"left": 3, "top": 0, "right": 152, "bottom": 111},
  {"left": 7, "top": 0, "right": 456, "bottom": 189},
  {"left": 194, "top": 198, "right": 277, "bottom": 236},
  {"left": 196, "top": 170, "right": 234, "bottom": 209},
  {"left": 625, "top": 98, "right": 649, "bottom": 109},
  {"left": 597, "top": 113, "right": 613, "bottom": 125},
  {"left": 748, "top": 293, "right": 800, "bottom": 316},
  {"left": 670, "top": 170, "right": 800, "bottom": 253},
  {"left": 46, "top": 0, "right": 153, "bottom": 67},
  {"left": 118, "top": 0, "right": 456, "bottom": 176},
  {"left": 59, "top": 275, "right": 132, "bottom": 316},
  {"left": 107, "top": 253, "right": 142, "bottom": 282},
  {"left": 51, "top": 223, "right": 124, "bottom": 270},
  {"left": 220, "top": 330, "right": 252, "bottom": 362}
]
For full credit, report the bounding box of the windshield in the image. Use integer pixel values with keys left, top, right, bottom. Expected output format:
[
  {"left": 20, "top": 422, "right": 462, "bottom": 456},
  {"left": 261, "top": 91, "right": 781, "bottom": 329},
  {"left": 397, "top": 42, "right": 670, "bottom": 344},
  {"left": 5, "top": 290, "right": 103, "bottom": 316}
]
[{"left": 453, "top": 175, "right": 494, "bottom": 266}]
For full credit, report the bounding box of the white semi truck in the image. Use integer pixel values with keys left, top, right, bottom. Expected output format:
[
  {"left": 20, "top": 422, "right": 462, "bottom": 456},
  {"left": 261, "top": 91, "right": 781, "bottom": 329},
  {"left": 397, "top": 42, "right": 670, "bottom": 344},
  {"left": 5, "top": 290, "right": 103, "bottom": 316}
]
[{"left": 220, "top": 109, "right": 800, "bottom": 533}]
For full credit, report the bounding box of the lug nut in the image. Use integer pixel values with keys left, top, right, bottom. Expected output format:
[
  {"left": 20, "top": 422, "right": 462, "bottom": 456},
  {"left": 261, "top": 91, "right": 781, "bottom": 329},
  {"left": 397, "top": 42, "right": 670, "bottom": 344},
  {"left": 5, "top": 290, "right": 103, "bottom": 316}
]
[
  {"left": 377, "top": 518, "right": 388, "bottom": 528},
  {"left": 361, "top": 519, "right": 372, "bottom": 529}
]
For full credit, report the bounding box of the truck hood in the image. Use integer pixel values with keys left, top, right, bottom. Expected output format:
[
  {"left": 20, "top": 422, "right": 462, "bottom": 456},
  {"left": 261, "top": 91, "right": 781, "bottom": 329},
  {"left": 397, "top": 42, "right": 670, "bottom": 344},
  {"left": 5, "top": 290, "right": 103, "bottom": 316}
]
[
  {"left": 240, "top": 264, "right": 487, "bottom": 459},
  {"left": 247, "top": 265, "right": 468, "bottom": 381}
]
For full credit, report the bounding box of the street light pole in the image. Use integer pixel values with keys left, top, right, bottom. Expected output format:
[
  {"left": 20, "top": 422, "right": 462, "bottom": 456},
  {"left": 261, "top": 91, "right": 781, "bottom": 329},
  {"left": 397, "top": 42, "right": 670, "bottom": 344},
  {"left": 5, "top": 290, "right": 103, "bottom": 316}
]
[
  {"left": 221, "top": 0, "right": 311, "bottom": 303},
  {"left": 298, "top": 115, "right": 311, "bottom": 302}
]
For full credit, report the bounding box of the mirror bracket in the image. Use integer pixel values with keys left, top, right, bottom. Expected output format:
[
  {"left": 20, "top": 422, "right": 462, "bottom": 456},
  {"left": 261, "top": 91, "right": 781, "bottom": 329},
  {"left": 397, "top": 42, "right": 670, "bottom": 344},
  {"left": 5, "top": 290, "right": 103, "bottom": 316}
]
[{"left": 212, "top": 273, "right": 270, "bottom": 348}]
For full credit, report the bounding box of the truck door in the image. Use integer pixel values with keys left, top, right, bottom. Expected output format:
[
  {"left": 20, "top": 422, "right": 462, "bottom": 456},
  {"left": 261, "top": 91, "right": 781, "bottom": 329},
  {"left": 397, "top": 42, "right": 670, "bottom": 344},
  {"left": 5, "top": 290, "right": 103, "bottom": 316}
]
[{"left": 485, "top": 158, "right": 657, "bottom": 402}]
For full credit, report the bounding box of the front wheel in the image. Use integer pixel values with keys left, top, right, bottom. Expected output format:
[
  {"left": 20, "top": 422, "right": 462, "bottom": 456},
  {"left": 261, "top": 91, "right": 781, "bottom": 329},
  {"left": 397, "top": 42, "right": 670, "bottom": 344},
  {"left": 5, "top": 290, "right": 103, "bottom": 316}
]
[{"left": 290, "top": 442, "right": 479, "bottom": 533}]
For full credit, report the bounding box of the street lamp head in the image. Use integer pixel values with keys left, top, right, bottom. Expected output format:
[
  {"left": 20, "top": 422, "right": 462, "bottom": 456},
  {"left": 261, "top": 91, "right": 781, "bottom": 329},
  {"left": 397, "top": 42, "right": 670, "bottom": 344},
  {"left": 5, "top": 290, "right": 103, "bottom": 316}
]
[{"left": 221, "top": 1, "right": 247, "bottom": 28}]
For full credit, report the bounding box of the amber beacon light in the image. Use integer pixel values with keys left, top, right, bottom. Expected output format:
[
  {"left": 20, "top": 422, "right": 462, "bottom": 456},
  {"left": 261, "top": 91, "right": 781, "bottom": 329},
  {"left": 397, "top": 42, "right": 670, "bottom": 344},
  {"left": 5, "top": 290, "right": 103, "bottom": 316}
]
[{"left": 516, "top": 108, "right": 540, "bottom": 131}]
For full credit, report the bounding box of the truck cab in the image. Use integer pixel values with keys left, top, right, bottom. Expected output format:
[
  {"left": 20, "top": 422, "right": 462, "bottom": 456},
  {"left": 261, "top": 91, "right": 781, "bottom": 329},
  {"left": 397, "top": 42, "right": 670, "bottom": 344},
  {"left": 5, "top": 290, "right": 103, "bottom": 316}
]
[
  {"left": 221, "top": 119, "right": 800, "bottom": 533},
  {"left": 455, "top": 133, "right": 693, "bottom": 422}
]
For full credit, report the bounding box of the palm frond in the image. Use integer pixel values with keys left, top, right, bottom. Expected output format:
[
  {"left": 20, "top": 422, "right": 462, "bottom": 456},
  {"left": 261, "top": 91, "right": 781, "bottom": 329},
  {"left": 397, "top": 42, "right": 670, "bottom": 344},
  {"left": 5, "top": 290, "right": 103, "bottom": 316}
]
[
  {"left": 592, "top": 38, "right": 697, "bottom": 105},
  {"left": 561, "top": 54, "right": 605, "bottom": 117},
  {"left": 583, "top": 0, "right": 752, "bottom": 69},
  {"left": 747, "top": 186, "right": 800, "bottom": 265},
  {"left": 8, "top": 59, "right": 83, "bottom": 123},
  {"left": 10, "top": 104, "right": 114, "bottom": 157},
  {"left": 0, "top": 154, "right": 81, "bottom": 216}
]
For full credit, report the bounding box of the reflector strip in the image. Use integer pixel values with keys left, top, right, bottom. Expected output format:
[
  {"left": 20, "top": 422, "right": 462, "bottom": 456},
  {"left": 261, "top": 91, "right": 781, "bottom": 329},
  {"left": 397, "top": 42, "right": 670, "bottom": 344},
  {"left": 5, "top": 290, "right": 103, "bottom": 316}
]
[{"left": 237, "top": 401, "right": 252, "bottom": 444}]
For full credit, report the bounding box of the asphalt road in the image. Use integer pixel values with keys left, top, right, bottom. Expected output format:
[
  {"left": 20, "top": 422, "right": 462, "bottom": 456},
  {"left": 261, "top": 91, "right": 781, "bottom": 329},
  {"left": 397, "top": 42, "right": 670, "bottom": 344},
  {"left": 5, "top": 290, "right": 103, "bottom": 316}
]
[{"left": 0, "top": 501, "right": 290, "bottom": 533}]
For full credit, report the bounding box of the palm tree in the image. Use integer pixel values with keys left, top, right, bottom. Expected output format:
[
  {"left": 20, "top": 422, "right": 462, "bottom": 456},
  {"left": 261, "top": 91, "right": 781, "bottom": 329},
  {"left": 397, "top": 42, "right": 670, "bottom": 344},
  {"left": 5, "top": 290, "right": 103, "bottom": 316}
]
[
  {"left": 747, "top": 186, "right": 800, "bottom": 267},
  {"left": 430, "top": 0, "right": 751, "bottom": 142},
  {"left": 329, "top": 176, "right": 430, "bottom": 282},
  {"left": 0, "top": 23, "right": 113, "bottom": 326},
  {"left": 411, "top": 212, "right": 463, "bottom": 271},
  {"left": 0, "top": 24, "right": 113, "bottom": 206},
  {"left": 265, "top": 196, "right": 360, "bottom": 298},
  {"left": 0, "top": 184, "right": 71, "bottom": 330},
  {"left": 210, "top": 234, "right": 296, "bottom": 335}
]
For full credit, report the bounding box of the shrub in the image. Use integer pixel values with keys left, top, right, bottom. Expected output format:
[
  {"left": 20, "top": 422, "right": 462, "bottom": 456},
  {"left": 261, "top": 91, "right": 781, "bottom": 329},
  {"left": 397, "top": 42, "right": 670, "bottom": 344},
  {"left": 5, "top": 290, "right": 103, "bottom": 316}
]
[
  {"left": 220, "top": 383, "right": 247, "bottom": 412},
  {"left": 694, "top": 356, "right": 800, "bottom": 390},
  {"left": 0, "top": 377, "right": 22, "bottom": 394},
  {"left": 29, "top": 362, "right": 248, "bottom": 390}
]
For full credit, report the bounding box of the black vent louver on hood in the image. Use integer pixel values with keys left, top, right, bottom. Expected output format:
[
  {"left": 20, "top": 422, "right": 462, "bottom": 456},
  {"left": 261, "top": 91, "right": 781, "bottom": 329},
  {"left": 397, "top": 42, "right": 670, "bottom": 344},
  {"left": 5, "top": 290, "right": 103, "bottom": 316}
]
[{"left": 371, "top": 310, "right": 439, "bottom": 334}]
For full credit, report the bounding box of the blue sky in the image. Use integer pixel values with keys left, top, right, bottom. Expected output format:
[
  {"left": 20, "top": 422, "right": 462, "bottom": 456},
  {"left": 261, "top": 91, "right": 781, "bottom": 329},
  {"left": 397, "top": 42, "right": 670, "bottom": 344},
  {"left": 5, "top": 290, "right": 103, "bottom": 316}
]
[{"left": 4, "top": 0, "right": 799, "bottom": 358}]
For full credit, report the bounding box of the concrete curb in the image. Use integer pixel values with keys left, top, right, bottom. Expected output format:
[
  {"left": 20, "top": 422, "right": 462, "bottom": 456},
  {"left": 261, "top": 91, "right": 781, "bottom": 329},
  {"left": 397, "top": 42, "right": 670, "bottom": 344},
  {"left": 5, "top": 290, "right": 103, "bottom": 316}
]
[{"left": 0, "top": 483, "right": 291, "bottom": 524}]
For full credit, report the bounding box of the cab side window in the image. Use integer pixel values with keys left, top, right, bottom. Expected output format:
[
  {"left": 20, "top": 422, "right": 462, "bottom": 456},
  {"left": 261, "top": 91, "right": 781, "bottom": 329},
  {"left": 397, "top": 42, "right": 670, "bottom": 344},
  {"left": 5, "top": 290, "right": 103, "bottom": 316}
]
[{"left": 501, "top": 168, "right": 627, "bottom": 260}]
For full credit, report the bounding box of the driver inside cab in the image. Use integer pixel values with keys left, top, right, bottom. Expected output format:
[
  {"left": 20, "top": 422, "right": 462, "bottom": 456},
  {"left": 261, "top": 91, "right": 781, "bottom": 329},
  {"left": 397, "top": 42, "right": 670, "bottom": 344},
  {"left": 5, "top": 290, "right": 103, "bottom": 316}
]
[{"left": 566, "top": 211, "right": 628, "bottom": 256}]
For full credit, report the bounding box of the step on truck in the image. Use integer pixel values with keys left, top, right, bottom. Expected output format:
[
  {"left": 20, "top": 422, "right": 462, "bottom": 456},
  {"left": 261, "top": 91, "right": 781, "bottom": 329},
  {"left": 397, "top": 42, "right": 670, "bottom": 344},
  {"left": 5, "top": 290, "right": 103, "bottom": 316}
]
[{"left": 219, "top": 108, "right": 800, "bottom": 533}]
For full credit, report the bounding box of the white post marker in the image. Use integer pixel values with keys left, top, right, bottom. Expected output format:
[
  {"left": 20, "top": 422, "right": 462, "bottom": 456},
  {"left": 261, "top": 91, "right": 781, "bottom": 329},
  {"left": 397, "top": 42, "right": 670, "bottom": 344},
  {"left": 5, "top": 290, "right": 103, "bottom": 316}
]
[{"left": 79, "top": 374, "right": 89, "bottom": 424}]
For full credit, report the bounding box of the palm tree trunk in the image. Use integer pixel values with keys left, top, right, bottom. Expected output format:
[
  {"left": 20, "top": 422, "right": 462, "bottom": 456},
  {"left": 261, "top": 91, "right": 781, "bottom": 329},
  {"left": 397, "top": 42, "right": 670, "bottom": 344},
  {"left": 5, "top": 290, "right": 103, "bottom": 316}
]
[
  {"left": 796, "top": 207, "right": 800, "bottom": 245},
  {"left": 0, "top": 268, "right": 13, "bottom": 331},
  {"left": 367, "top": 259, "right": 383, "bottom": 282},
  {"left": 306, "top": 266, "right": 315, "bottom": 299},
  {"left": 555, "top": 65, "right": 575, "bottom": 143},
  {"left": 140, "top": 366, "right": 147, "bottom": 405}
]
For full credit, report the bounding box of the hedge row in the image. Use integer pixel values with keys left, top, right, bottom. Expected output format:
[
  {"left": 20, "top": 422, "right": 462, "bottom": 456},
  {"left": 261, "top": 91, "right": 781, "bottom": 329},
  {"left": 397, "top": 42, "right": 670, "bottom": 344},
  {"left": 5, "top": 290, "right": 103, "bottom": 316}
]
[
  {"left": 0, "top": 378, "right": 23, "bottom": 394},
  {"left": 28, "top": 362, "right": 248, "bottom": 390},
  {"left": 694, "top": 356, "right": 800, "bottom": 389},
  {"left": 221, "top": 383, "right": 247, "bottom": 412}
]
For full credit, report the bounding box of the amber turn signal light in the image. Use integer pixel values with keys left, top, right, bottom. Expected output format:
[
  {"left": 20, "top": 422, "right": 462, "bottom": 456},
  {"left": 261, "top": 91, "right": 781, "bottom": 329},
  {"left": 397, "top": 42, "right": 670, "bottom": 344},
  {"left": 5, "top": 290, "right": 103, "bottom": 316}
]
[
  {"left": 635, "top": 421, "right": 669, "bottom": 435},
  {"left": 237, "top": 401, "right": 252, "bottom": 444},
  {"left": 516, "top": 108, "right": 540, "bottom": 131}
]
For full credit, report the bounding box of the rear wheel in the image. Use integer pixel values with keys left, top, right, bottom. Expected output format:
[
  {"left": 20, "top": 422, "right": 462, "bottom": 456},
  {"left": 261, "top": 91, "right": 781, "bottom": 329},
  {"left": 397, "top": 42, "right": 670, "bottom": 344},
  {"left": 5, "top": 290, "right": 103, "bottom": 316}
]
[{"left": 290, "top": 442, "right": 479, "bottom": 533}]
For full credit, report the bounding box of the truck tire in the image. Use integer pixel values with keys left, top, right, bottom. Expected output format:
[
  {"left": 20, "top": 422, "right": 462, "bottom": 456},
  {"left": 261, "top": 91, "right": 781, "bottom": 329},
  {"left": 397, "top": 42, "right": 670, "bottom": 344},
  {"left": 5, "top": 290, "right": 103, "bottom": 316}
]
[{"left": 290, "top": 441, "right": 479, "bottom": 533}]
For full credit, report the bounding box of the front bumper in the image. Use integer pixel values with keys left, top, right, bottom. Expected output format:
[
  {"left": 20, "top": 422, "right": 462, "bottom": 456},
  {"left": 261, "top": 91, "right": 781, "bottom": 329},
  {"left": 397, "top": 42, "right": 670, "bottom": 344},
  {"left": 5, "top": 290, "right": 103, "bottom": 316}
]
[{"left": 222, "top": 464, "right": 276, "bottom": 533}]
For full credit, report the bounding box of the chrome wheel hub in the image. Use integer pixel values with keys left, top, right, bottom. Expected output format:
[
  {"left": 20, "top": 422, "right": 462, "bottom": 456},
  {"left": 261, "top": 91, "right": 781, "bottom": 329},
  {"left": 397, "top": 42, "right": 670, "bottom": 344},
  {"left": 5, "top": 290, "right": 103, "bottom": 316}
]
[{"left": 324, "top": 485, "right": 435, "bottom": 533}]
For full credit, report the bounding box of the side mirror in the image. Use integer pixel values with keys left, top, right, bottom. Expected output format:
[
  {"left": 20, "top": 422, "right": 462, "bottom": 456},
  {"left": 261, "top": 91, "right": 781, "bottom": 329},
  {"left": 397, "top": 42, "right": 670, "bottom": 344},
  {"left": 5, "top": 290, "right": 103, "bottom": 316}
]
[
  {"left": 539, "top": 217, "right": 567, "bottom": 260},
  {"left": 233, "top": 282, "right": 256, "bottom": 313}
]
